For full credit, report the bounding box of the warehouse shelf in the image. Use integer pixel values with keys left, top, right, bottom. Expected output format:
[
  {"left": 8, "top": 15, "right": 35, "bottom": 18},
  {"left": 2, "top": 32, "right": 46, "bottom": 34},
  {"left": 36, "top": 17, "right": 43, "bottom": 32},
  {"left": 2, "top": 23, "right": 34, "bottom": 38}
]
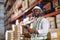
[
  {"left": 9, "top": 10, "right": 60, "bottom": 25},
  {"left": 43, "top": 0, "right": 58, "bottom": 12},
  {"left": 5, "top": 0, "right": 16, "bottom": 10},
  {"left": 23, "top": 10, "right": 60, "bottom": 25},
  {"left": 8, "top": 0, "right": 22, "bottom": 16},
  {"left": 4, "top": 0, "right": 59, "bottom": 29},
  {"left": 4, "top": 0, "right": 22, "bottom": 21},
  {"left": 44, "top": 10, "right": 60, "bottom": 17},
  {"left": 43, "top": 0, "right": 58, "bottom": 8},
  {"left": 5, "top": 0, "right": 56, "bottom": 22},
  {"left": 4, "top": 0, "right": 8, "bottom": 7},
  {"left": 10, "top": 0, "right": 58, "bottom": 22},
  {"left": 4, "top": 0, "right": 60, "bottom": 39},
  {"left": 43, "top": 2, "right": 50, "bottom": 8},
  {"left": 10, "top": 0, "right": 43, "bottom": 22},
  {"left": 4, "top": 18, "right": 11, "bottom": 26},
  {"left": 5, "top": 13, "right": 11, "bottom": 22}
]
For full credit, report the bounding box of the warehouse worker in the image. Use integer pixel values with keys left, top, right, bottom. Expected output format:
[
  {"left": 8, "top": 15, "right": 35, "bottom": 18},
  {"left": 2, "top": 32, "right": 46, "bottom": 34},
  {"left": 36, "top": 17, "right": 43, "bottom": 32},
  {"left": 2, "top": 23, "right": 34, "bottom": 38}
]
[{"left": 22, "top": 6, "right": 50, "bottom": 40}]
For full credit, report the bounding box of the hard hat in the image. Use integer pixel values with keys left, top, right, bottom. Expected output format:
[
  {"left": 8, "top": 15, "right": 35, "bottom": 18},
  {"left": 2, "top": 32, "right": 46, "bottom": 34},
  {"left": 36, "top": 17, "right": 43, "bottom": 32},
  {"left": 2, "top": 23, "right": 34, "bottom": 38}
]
[{"left": 32, "top": 6, "right": 43, "bottom": 13}]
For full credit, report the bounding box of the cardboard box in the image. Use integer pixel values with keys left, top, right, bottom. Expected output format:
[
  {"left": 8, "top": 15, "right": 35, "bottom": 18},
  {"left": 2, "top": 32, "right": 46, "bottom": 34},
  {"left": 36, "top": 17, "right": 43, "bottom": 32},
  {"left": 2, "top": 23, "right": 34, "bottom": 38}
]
[
  {"left": 46, "top": 17, "right": 55, "bottom": 29},
  {"left": 55, "top": 6, "right": 60, "bottom": 11},
  {"left": 6, "top": 30, "right": 14, "bottom": 40},
  {"left": 56, "top": 14, "right": 60, "bottom": 19},
  {"left": 11, "top": 14, "right": 15, "bottom": 19},
  {"left": 47, "top": 29, "right": 60, "bottom": 40},
  {"left": 15, "top": 0, "right": 22, "bottom": 9},
  {"left": 6, "top": 24, "right": 23, "bottom": 40},
  {"left": 56, "top": 14, "right": 60, "bottom": 28},
  {"left": 28, "top": 0, "right": 37, "bottom": 6},
  {"left": 56, "top": 23, "right": 60, "bottom": 29},
  {"left": 18, "top": 8, "right": 22, "bottom": 14},
  {"left": 22, "top": 0, "right": 28, "bottom": 11},
  {"left": 53, "top": 0, "right": 58, "bottom": 8}
]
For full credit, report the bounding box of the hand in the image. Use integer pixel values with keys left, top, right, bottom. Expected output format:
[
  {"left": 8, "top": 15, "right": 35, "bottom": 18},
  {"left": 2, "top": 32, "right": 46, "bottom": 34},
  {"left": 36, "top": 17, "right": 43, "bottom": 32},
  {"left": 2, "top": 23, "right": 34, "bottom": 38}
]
[
  {"left": 27, "top": 27, "right": 34, "bottom": 34},
  {"left": 34, "top": 31, "right": 39, "bottom": 34},
  {"left": 20, "top": 21, "right": 25, "bottom": 26},
  {"left": 22, "top": 33, "right": 31, "bottom": 38}
]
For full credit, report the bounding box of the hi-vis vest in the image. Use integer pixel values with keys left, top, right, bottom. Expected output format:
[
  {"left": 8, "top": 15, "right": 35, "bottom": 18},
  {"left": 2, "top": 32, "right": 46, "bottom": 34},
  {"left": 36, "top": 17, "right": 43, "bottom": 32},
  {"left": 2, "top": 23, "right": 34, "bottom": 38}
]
[
  {"left": 31, "top": 17, "right": 47, "bottom": 40},
  {"left": 33, "top": 17, "right": 43, "bottom": 31}
]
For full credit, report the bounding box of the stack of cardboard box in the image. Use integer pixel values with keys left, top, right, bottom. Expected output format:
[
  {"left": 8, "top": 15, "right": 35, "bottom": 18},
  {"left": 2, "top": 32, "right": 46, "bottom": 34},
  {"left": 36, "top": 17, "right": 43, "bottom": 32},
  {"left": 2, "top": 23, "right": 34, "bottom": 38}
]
[
  {"left": 6, "top": 31, "right": 14, "bottom": 40},
  {"left": 46, "top": 17, "right": 55, "bottom": 29},
  {"left": 6, "top": 21, "right": 23, "bottom": 40},
  {"left": 47, "top": 29, "right": 60, "bottom": 40},
  {"left": 22, "top": 0, "right": 28, "bottom": 11},
  {"left": 28, "top": 0, "right": 37, "bottom": 6},
  {"left": 56, "top": 14, "right": 60, "bottom": 29}
]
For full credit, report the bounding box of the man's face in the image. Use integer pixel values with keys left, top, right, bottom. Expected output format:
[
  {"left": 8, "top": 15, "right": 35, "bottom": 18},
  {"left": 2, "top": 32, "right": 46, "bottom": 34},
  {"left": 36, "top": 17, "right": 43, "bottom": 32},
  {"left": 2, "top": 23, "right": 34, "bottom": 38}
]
[{"left": 33, "top": 9, "right": 40, "bottom": 17}]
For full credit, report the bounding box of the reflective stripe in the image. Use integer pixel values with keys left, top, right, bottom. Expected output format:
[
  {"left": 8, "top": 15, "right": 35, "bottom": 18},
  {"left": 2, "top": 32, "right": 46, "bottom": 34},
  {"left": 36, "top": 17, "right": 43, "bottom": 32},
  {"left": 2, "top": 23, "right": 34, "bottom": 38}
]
[
  {"left": 37, "top": 36, "right": 47, "bottom": 39},
  {"left": 31, "top": 17, "right": 47, "bottom": 40},
  {"left": 31, "top": 37, "right": 47, "bottom": 40},
  {"left": 37, "top": 36, "right": 44, "bottom": 39},
  {"left": 33, "top": 17, "right": 43, "bottom": 31}
]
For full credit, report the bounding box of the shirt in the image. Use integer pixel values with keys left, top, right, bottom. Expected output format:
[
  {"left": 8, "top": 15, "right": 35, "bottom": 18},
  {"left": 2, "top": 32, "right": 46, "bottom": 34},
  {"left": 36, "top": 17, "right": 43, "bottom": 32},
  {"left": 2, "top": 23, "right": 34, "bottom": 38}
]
[
  {"left": 23, "top": 17, "right": 50, "bottom": 36},
  {"left": 30, "top": 17, "right": 50, "bottom": 36}
]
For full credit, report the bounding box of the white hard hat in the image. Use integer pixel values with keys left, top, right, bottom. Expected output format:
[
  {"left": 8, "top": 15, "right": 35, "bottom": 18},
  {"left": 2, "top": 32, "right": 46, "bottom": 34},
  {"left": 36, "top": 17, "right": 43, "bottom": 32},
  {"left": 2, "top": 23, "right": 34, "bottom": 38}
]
[{"left": 32, "top": 6, "right": 43, "bottom": 13}]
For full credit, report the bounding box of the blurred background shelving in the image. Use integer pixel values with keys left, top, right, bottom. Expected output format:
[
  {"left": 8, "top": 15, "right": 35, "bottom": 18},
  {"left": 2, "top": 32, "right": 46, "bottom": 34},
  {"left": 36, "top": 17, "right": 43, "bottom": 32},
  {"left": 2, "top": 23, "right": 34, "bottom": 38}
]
[{"left": 4, "top": 0, "right": 60, "bottom": 40}]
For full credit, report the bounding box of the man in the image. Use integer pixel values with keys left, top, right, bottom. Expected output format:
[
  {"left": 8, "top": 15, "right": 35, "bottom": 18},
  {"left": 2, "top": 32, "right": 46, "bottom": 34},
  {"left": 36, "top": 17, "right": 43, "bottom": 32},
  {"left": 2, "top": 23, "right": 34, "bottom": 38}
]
[{"left": 22, "top": 6, "right": 50, "bottom": 40}]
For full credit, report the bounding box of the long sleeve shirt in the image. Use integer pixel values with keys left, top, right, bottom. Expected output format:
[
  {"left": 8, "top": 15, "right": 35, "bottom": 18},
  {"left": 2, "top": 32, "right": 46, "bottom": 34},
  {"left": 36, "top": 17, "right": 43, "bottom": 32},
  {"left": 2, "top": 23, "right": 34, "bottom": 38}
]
[
  {"left": 37, "top": 18, "right": 50, "bottom": 36},
  {"left": 30, "top": 17, "right": 50, "bottom": 36},
  {"left": 23, "top": 17, "right": 50, "bottom": 36}
]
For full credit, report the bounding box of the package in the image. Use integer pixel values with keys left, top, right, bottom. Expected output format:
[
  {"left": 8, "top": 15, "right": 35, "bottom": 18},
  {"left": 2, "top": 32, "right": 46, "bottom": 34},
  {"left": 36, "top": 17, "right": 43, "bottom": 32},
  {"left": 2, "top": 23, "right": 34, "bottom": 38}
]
[
  {"left": 56, "top": 14, "right": 60, "bottom": 19},
  {"left": 28, "top": 0, "right": 37, "bottom": 6},
  {"left": 15, "top": 0, "right": 22, "bottom": 9},
  {"left": 47, "top": 29, "right": 60, "bottom": 40},
  {"left": 58, "top": 31, "right": 60, "bottom": 38},
  {"left": 14, "top": 22, "right": 23, "bottom": 39},
  {"left": 46, "top": 17, "right": 55, "bottom": 29},
  {"left": 14, "top": 10, "right": 19, "bottom": 17},
  {"left": 11, "top": 10, "right": 19, "bottom": 18},
  {"left": 11, "top": 14, "right": 15, "bottom": 19},
  {"left": 12, "top": 24, "right": 15, "bottom": 31},
  {"left": 55, "top": 6, "right": 60, "bottom": 11},
  {"left": 5, "top": 24, "right": 12, "bottom": 30},
  {"left": 22, "top": 0, "right": 28, "bottom": 11},
  {"left": 6, "top": 23, "right": 23, "bottom": 40},
  {"left": 18, "top": 8, "right": 22, "bottom": 14},
  {"left": 14, "top": 8, "right": 18, "bottom": 14},
  {"left": 53, "top": 0, "right": 58, "bottom": 8},
  {"left": 12, "top": 0, "right": 22, "bottom": 15},
  {"left": 13, "top": 25, "right": 22, "bottom": 40},
  {"left": 45, "top": 3, "right": 51, "bottom": 11},
  {"left": 56, "top": 14, "right": 60, "bottom": 29},
  {"left": 25, "top": 0, "right": 29, "bottom": 8},
  {"left": 14, "top": 25, "right": 19, "bottom": 40},
  {"left": 5, "top": 31, "right": 14, "bottom": 40}
]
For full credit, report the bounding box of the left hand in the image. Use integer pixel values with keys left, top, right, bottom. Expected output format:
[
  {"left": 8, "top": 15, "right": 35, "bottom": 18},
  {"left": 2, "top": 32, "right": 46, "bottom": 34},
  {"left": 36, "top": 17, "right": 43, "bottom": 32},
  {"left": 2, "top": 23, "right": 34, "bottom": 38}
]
[{"left": 27, "top": 27, "right": 35, "bottom": 34}]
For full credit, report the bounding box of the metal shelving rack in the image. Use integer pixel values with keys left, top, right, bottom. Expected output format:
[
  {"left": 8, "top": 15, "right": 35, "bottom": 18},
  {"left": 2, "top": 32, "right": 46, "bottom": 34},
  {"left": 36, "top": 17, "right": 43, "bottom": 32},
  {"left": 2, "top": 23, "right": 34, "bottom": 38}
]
[{"left": 4, "top": 0, "right": 60, "bottom": 35}]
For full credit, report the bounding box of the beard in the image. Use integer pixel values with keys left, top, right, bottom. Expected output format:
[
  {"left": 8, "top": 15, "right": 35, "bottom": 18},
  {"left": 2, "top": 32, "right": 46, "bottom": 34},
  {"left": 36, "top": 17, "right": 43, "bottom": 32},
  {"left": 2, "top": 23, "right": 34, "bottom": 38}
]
[{"left": 34, "top": 14, "right": 40, "bottom": 17}]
